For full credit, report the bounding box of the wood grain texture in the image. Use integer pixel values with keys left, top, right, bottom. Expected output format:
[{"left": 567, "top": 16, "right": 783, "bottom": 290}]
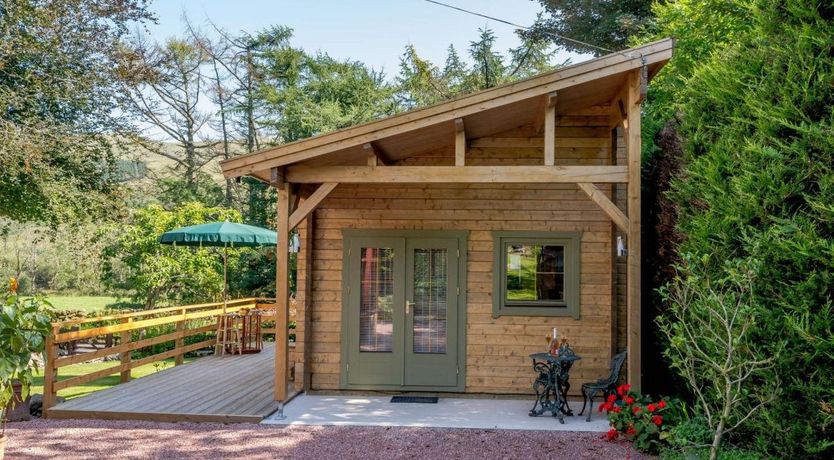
[
  {"left": 275, "top": 183, "right": 292, "bottom": 401},
  {"left": 625, "top": 70, "right": 643, "bottom": 389},
  {"left": 47, "top": 344, "right": 286, "bottom": 423},
  {"left": 303, "top": 122, "right": 618, "bottom": 395}
]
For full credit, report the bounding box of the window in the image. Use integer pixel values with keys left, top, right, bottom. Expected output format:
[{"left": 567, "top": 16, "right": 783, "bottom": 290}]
[{"left": 492, "top": 232, "right": 580, "bottom": 318}]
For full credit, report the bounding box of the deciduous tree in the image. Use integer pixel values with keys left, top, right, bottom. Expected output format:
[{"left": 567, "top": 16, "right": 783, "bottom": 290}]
[{"left": 0, "top": 0, "right": 154, "bottom": 226}]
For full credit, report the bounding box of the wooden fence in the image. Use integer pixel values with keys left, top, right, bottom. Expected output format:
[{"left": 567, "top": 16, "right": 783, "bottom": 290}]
[{"left": 43, "top": 297, "right": 277, "bottom": 414}]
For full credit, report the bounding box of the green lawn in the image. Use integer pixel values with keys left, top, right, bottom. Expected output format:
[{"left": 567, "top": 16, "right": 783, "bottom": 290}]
[
  {"left": 46, "top": 295, "right": 122, "bottom": 313},
  {"left": 31, "top": 356, "right": 196, "bottom": 400}
]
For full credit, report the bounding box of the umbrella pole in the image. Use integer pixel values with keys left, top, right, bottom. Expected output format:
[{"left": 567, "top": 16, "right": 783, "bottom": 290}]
[{"left": 223, "top": 246, "right": 228, "bottom": 314}]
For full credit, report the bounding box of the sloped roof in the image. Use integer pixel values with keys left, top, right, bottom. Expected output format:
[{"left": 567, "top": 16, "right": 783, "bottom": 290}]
[{"left": 220, "top": 38, "right": 674, "bottom": 181}]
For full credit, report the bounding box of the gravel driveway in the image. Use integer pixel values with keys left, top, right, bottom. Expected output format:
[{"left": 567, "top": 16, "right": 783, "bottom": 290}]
[{"left": 5, "top": 419, "right": 654, "bottom": 459}]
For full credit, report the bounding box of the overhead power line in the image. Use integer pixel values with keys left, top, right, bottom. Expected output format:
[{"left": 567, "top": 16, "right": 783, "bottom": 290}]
[{"left": 423, "top": 0, "right": 615, "bottom": 55}]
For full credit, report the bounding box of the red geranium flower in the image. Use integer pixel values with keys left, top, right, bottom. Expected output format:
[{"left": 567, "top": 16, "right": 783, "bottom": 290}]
[
  {"left": 612, "top": 406, "right": 622, "bottom": 413},
  {"left": 647, "top": 403, "right": 656, "bottom": 413},
  {"left": 617, "top": 384, "right": 631, "bottom": 396},
  {"left": 606, "top": 429, "right": 619, "bottom": 441},
  {"left": 607, "top": 394, "right": 617, "bottom": 404},
  {"left": 632, "top": 405, "right": 641, "bottom": 414},
  {"left": 658, "top": 400, "right": 667, "bottom": 409},
  {"left": 626, "top": 425, "right": 637, "bottom": 436},
  {"left": 624, "top": 396, "right": 635, "bottom": 405},
  {"left": 652, "top": 415, "right": 663, "bottom": 426}
]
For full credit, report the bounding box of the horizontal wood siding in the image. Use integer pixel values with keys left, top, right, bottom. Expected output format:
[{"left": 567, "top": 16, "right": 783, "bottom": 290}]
[{"left": 300, "top": 120, "right": 616, "bottom": 395}]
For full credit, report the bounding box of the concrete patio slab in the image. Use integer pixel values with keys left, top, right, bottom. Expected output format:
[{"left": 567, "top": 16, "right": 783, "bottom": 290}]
[{"left": 262, "top": 394, "right": 610, "bottom": 432}]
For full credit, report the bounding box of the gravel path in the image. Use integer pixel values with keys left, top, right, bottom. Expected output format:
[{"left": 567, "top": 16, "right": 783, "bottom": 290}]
[{"left": 5, "top": 419, "right": 654, "bottom": 459}]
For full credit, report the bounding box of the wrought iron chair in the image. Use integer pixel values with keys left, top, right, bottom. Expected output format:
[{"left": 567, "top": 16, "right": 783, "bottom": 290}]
[{"left": 578, "top": 349, "right": 627, "bottom": 421}]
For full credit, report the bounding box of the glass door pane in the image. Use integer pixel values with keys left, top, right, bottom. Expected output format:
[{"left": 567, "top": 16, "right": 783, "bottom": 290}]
[
  {"left": 412, "top": 248, "right": 447, "bottom": 354},
  {"left": 359, "top": 247, "right": 395, "bottom": 352}
]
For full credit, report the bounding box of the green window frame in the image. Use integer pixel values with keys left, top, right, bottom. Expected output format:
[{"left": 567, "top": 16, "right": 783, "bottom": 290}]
[{"left": 492, "top": 231, "right": 581, "bottom": 319}]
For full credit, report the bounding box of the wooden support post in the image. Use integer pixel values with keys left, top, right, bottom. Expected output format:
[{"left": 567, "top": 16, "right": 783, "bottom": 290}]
[
  {"left": 625, "top": 69, "right": 643, "bottom": 389},
  {"left": 120, "top": 317, "right": 133, "bottom": 383},
  {"left": 454, "top": 118, "right": 466, "bottom": 166},
  {"left": 544, "top": 92, "right": 557, "bottom": 166},
  {"left": 275, "top": 182, "right": 292, "bottom": 402},
  {"left": 42, "top": 325, "right": 59, "bottom": 416},
  {"left": 301, "top": 214, "right": 315, "bottom": 391},
  {"left": 174, "top": 308, "right": 186, "bottom": 366},
  {"left": 363, "top": 142, "right": 388, "bottom": 166},
  {"left": 270, "top": 166, "right": 285, "bottom": 187}
]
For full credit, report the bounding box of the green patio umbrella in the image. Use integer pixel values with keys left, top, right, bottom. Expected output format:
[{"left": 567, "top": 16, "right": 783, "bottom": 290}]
[{"left": 159, "top": 222, "right": 277, "bottom": 308}]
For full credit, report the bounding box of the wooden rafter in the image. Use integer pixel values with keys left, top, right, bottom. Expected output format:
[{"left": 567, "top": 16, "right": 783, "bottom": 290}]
[
  {"left": 288, "top": 183, "right": 338, "bottom": 230},
  {"left": 284, "top": 165, "right": 628, "bottom": 184},
  {"left": 363, "top": 142, "right": 388, "bottom": 166},
  {"left": 532, "top": 91, "right": 557, "bottom": 133},
  {"left": 454, "top": 118, "right": 466, "bottom": 166},
  {"left": 577, "top": 183, "right": 629, "bottom": 232}
]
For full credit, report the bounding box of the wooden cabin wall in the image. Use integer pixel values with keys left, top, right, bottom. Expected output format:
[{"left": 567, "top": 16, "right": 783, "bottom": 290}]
[
  {"left": 294, "top": 109, "right": 618, "bottom": 395},
  {"left": 614, "top": 127, "right": 628, "bottom": 354}
]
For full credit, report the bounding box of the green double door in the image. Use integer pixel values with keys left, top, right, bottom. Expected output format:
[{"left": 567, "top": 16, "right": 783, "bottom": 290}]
[{"left": 342, "top": 232, "right": 464, "bottom": 390}]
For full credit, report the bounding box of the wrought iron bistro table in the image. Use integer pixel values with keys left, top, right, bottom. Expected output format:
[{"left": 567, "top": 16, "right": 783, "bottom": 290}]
[{"left": 528, "top": 349, "right": 581, "bottom": 423}]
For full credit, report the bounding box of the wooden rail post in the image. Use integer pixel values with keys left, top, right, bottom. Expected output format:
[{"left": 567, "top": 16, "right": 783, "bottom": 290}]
[
  {"left": 120, "top": 317, "right": 133, "bottom": 383},
  {"left": 42, "top": 324, "right": 59, "bottom": 416},
  {"left": 175, "top": 308, "right": 186, "bottom": 366}
]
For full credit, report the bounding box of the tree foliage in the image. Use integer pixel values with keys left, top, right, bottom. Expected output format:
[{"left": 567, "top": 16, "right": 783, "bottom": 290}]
[
  {"left": 101, "top": 202, "right": 243, "bottom": 309},
  {"left": 0, "top": 0, "right": 154, "bottom": 226},
  {"left": 397, "top": 27, "right": 559, "bottom": 109},
  {"left": 650, "top": 1, "right": 834, "bottom": 457},
  {"left": 119, "top": 36, "right": 217, "bottom": 194},
  {"left": 530, "top": 0, "right": 654, "bottom": 55}
]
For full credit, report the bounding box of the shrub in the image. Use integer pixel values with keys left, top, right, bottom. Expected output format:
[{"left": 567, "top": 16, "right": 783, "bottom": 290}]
[
  {"left": 1, "top": 278, "right": 53, "bottom": 432},
  {"left": 601, "top": 384, "right": 677, "bottom": 453},
  {"left": 650, "top": 0, "right": 834, "bottom": 457}
]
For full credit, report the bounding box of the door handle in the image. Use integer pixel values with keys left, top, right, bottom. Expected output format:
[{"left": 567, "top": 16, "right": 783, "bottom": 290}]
[{"left": 406, "top": 301, "right": 413, "bottom": 315}]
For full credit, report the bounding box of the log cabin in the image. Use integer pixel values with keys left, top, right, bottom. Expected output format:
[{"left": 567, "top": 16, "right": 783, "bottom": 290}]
[{"left": 219, "top": 39, "right": 674, "bottom": 404}]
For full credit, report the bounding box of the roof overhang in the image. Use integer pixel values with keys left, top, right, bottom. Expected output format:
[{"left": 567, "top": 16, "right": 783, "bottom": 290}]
[{"left": 220, "top": 38, "right": 674, "bottom": 181}]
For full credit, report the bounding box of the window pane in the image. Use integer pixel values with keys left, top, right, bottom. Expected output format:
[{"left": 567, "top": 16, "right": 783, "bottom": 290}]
[
  {"left": 505, "top": 244, "right": 565, "bottom": 302},
  {"left": 413, "top": 248, "right": 447, "bottom": 354},
  {"left": 359, "top": 247, "right": 394, "bottom": 352}
]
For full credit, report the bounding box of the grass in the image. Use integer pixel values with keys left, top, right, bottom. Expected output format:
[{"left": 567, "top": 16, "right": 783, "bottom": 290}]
[
  {"left": 46, "top": 295, "right": 124, "bottom": 314},
  {"left": 31, "top": 356, "right": 196, "bottom": 400}
]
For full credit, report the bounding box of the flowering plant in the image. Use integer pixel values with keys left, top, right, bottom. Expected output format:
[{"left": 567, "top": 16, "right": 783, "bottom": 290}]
[{"left": 601, "top": 384, "right": 675, "bottom": 453}]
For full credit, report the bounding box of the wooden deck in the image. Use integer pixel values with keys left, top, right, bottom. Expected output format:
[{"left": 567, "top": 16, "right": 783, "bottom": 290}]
[{"left": 48, "top": 343, "right": 284, "bottom": 423}]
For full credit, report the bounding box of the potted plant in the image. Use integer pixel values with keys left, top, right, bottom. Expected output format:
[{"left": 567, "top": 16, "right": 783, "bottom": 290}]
[{"left": 1, "top": 278, "right": 53, "bottom": 459}]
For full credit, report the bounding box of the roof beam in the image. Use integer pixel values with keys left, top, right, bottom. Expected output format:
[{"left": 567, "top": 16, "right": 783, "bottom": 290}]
[
  {"left": 533, "top": 92, "right": 557, "bottom": 133},
  {"left": 270, "top": 167, "right": 285, "bottom": 187},
  {"left": 454, "top": 118, "right": 466, "bottom": 166},
  {"left": 288, "top": 183, "right": 338, "bottom": 231},
  {"left": 363, "top": 142, "right": 388, "bottom": 166},
  {"left": 544, "top": 92, "right": 557, "bottom": 166},
  {"left": 285, "top": 165, "right": 628, "bottom": 184},
  {"left": 576, "top": 182, "right": 629, "bottom": 232}
]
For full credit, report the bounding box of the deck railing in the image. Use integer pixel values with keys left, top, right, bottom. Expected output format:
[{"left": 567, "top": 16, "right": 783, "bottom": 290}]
[{"left": 43, "top": 297, "right": 277, "bottom": 415}]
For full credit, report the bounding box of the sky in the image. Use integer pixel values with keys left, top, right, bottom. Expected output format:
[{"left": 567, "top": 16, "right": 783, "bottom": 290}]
[{"left": 144, "top": 0, "right": 587, "bottom": 77}]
